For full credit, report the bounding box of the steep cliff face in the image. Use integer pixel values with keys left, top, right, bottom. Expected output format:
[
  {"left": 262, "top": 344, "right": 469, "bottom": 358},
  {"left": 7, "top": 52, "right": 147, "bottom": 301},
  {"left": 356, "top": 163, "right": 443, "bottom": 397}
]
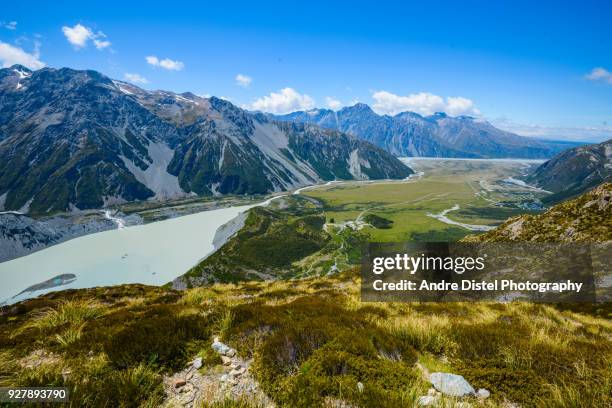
[{"left": 0, "top": 66, "right": 412, "bottom": 214}]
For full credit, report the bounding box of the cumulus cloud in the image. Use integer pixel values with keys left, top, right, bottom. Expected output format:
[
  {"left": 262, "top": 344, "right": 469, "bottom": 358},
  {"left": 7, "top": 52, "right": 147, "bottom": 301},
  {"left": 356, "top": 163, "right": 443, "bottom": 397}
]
[
  {"left": 325, "top": 96, "right": 342, "bottom": 110},
  {"left": 2, "top": 21, "right": 17, "bottom": 30},
  {"left": 145, "top": 55, "right": 184, "bottom": 71},
  {"left": 371, "top": 91, "right": 481, "bottom": 117},
  {"left": 62, "top": 24, "right": 90, "bottom": 48},
  {"left": 235, "top": 73, "right": 252, "bottom": 87},
  {"left": 585, "top": 67, "right": 612, "bottom": 85},
  {"left": 251, "top": 88, "right": 315, "bottom": 114},
  {"left": 124, "top": 73, "right": 148, "bottom": 84},
  {"left": 62, "top": 24, "right": 111, "bottom": 50},
  {"left": 0, "top": 41, "right": 45, "bottom": 70}
]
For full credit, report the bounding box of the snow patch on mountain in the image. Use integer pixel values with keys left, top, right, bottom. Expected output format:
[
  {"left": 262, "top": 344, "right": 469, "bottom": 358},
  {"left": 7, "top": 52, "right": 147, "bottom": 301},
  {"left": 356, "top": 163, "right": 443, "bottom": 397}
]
[{"left": 13, "top": 68, "right": 31, "bottom": 79}]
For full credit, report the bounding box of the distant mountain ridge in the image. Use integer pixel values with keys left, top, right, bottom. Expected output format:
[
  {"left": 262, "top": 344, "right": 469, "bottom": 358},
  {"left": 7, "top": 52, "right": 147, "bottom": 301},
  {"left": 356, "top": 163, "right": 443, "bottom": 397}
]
[
  {"left": 526, "top": 139, "right": 611, "bottom": 203},
  {"left": 0, "top": 65, "right": 412, "bottom": 214},
  {"left": 273, "top": 104, "right": 582, "bottom": 159}
]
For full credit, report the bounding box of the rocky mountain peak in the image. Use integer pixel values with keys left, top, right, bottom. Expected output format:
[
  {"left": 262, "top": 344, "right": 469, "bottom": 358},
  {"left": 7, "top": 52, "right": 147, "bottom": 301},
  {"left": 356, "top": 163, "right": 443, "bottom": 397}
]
[
  {"left": 341, "top": 102, "right": 375, "bottom": 115},
  {"left": 274, "top": 104, "right": 576, "bottom": 159},
  {"left": 0, "top": 66, "right": 412, "bottom": 214}
]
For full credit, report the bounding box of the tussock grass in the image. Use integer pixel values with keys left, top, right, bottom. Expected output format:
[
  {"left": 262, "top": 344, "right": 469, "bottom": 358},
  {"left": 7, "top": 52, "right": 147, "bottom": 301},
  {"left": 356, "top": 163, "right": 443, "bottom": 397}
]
[
  {"left": 16, "top": 299, "right": 101, "bottom": 335},
  {"left": 212, "top": 308, "right": 235, "bottom": 341},
  {"left": 538, "top": 378, "right": 612, "bottom": 408},
  {"left": 200, "top": 398, "right": 267, "bottom": 408},
  {"left": 180, "top": 287, "right": 217, "bottom": 306},
  {"left": 1, "top": 273, "right": 610, "bottom": 407},
  {"left": 55, "top": 323, "right": 86, "bottom": 347},
  {"left": 384, "top": 315, "right": 457, "bottom": 356}
]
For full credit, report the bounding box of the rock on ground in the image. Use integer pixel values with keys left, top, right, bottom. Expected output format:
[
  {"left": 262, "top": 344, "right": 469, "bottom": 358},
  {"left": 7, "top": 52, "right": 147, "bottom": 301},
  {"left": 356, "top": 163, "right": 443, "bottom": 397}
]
[
  {"left": 429, "top": 372, "right": 475, "bottom": 397},
  {"left": 162, "top": 340, "right": 274, "bottom": 407}
]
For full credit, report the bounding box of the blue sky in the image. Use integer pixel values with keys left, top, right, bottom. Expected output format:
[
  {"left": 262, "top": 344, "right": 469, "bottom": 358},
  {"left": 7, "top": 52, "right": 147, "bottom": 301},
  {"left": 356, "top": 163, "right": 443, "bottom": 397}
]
[{"left": 1, "top": 0, "right": 611, "bottom": 141}]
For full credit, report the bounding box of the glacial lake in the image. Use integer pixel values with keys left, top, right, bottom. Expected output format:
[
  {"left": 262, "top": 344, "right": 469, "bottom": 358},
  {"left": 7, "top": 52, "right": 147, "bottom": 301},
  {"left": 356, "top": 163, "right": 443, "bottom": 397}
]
[
  {"left": 0, "top": 200, "right": 273, "bottom": 305},
  {"left": 0, "top": 158, "right": 548, "bottom": 305}
]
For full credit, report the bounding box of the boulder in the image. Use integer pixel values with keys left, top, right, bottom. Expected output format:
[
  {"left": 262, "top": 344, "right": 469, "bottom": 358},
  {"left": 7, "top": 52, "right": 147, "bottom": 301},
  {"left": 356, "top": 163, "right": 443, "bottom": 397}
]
[
  {"left": 476, "top": 388, "right": 490, "bottom": 399},
  {"left": 212, "top": 340, "right": 231, "bottom": 355},
  {"left": 192, "top": 357, "right": 202, "bottom": 369},
  {"left": 173, "top": 378, "right": 186, "bottom": 388},
  {"left": 418, "top": 395, "right": 437, "bottom": 406},
  {"left": 429, "top": 372, "right": 475, "bottom": 397},
  {"left": 230, "top": 366, "right": 246, "bottom": 377}
]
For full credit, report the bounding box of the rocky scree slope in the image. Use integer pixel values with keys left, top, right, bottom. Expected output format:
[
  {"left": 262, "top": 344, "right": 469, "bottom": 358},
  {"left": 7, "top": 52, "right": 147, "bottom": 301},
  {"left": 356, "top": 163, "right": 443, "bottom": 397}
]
[{"left": 0, "top": 65, "right": 411, "bottom": 215}]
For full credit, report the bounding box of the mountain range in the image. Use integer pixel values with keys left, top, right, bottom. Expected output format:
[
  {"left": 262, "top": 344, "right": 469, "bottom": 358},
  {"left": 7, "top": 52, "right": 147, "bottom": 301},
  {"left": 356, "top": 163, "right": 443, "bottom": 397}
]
[
  {"left": 273, "top": 105, "right": 581, "bottom": 159},
  {"left": 526, "top": 138, "right": 611, "bottom": 203},
  {"left": 0, "top": 65, "right": 411, "bottom": 215}
]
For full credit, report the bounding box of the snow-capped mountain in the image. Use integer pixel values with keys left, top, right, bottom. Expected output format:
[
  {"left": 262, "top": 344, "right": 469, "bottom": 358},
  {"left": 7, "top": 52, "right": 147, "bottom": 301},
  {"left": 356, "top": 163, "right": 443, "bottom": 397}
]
[
  {"left": 0, "top": 66, "right": 412, "bottom": 214},
  {"left": 274, "top": 104, "right": 579, "bottom": 158}
]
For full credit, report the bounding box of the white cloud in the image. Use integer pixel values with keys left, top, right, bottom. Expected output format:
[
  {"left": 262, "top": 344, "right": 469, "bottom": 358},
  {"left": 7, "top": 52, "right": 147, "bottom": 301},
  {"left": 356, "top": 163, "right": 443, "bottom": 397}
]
[
  {"left": 62, "top": 24, "right": 91, "bottom": 48},
  {"left": 445, "top": 96, "right": 481, "bottom": 116},
  {"left": 492, "top": 117, "right": 612, "bottom": 143},
  {"left": 2, "top": 21, "right": 17, "bottom": 30},
  {"left": 251, "top": 88, "right": 315, "bottom": 114},
  {"left": 371, "top": 91, "right": 480, "bottom": 116},
  {"left": 325, "top": 96, "right": 342, "bottom": 110},
  {"left": 585, "top": 67, "right": 612, "bottom": 85},
  {"left": 0, "top": 41, "right": 45, "bottom": 70},
  {"left": 145, "top": 55, "right": 184, "bottom": 71},
  {"left": 124, "top": 73, "right": 148, "bottom": 84},
  {"left": 235, "top": 73, "right": 252, "bottom": 87},
  {"left": 62, "top": 24, "right": 111, "bottom": 50},
  {"left": 145, "top": 56, "right": 159, "bottom": 65},
  {"left": 93, "top": 39, "right": 111, "bottom": 50}
]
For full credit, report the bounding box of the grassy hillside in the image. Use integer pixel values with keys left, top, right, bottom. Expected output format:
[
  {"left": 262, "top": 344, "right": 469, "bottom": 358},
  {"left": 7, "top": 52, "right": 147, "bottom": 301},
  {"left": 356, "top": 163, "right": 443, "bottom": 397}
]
[
  {"left": 178, "top": 196, "right": 336, "bottom": 287},
  {"left": 1, "top": 177, "right": 610, "bottom": 407},
  {"left": 1, "top": 272, "right": 610, "bottom": 407}
]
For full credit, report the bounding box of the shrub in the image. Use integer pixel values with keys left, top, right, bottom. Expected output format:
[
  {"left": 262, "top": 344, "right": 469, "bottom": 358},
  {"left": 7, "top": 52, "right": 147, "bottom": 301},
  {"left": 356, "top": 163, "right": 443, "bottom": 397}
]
[{"left": 102, "top": 305, "right": 211, "bottom": 370}]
